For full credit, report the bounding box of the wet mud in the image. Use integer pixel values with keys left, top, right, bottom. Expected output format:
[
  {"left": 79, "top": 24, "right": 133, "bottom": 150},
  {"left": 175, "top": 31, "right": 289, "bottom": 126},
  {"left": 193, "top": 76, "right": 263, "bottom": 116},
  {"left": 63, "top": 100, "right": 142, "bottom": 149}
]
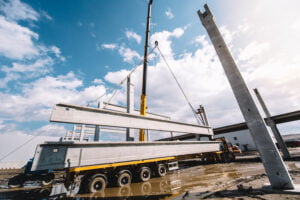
[
  {"left": 1, "top": 150, "right": 300, "bottom": 200},
  {"left": 0, "top": 162, "right": 262, "bottom": 199}
]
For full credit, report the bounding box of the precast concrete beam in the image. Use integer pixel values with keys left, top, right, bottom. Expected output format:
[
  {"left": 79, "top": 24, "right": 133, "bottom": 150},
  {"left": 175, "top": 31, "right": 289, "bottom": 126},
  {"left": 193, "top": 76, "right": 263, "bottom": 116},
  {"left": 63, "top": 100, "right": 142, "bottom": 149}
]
[{"left": 50, "top": 103, "right": 213, "bottom": 136}]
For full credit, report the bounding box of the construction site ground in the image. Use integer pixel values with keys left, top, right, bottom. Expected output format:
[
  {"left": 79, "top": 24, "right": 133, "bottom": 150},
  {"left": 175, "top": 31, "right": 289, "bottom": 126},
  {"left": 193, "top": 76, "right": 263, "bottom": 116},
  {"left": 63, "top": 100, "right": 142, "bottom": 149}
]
[{"left": 0, "top": 148, "right": 300, "bottom": 200}]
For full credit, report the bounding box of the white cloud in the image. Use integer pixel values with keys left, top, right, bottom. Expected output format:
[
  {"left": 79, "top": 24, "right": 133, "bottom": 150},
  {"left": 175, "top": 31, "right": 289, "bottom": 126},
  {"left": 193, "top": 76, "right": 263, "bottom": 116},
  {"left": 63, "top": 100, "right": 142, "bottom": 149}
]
[
  {"left": 33, "top": 124, "right": 67, "bottom": 137},
  {"left": 118, "top": 46, "right": 142, "bottom": 63},
  {"left": 102, "top": 19, "right": 300, "bottom": 136},
  {"left": 0, "top": 131, "right": 59, "bottom": 162},
  {"left": 0, "top": 72, "right": 20, "bottom": 88},
  {"left": 49, "top": 46, "right": 65, "bottom": 61},
  {"left": 0, "top": 16, "right": 39, "bottom": 59},
  {"left": 0, "top": 0, "right": 39, "bottom": 21},
  {"left": 93, "top": 78, "right": 104, "bottom": 84},
  {"left": 150, "top": 27, "right": 186, "bottom": 58},
  {"left": 0, "top": 72, "right": 107, "bottom": 122},
  {"left": 2, "top": 57, "right": 53, "bottom": 73},
  {"left": 0, "top": 57, "right": 55, "bottom": 88},
  {"left": 238, "top": 42, "right": 269, "bottom": 62},
  {"left": 100, "top": 43, "right": 117, "bottom": 50},
  {"left": 104, "top": 69, "right": 131, "bottom": 85},
  {"left": 165, "top": 8, "right": 174, "bottom": 19},
  {"left": 125, "top": 30, "right": 142, "bottom": 44}
]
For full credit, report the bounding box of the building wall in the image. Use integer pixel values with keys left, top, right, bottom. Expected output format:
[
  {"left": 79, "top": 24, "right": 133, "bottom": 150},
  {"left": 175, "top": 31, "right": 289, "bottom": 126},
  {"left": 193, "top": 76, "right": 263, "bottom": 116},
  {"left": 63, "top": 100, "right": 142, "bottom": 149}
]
[{"left": 215, "top": 130, "right": 257, "bottom": 151}]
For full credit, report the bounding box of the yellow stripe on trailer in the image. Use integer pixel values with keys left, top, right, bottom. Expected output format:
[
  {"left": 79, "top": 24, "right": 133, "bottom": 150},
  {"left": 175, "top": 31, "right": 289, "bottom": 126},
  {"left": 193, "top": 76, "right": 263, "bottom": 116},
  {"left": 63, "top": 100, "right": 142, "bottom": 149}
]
[{"left": 69, "top": 156, "right": 176, "bottom": 172}]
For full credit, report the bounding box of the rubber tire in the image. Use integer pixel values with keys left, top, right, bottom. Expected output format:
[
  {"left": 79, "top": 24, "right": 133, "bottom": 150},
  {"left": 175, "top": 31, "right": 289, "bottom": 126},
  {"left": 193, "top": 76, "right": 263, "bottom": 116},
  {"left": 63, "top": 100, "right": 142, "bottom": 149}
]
[
  {"left": 39, "top": 188, "right": 51, "bottom": 197},
  {"left": 41, "top": 173, "right": 55, "bottom": 186},
  {"left": 138, "top": 167, "right": 151, "bottom": 182},
  {"left": 8, "top": 174, "right": 25, "bottom": 188},
  {"left": 156, "top": 164, "right": 167, "bottom": 177},
  {"left": 117, "top": 172, "right": 131, "bottom": 187},
  {"left": 88, "top": 175, "right": 107, "bottom": 193}
]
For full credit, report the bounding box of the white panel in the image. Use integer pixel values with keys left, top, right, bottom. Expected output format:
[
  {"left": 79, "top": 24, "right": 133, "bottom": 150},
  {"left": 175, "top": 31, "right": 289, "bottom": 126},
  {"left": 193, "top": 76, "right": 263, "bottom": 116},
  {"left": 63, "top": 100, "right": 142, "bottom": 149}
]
[{"left": 50, "top": 103, "right": 213, "bottom": 135}]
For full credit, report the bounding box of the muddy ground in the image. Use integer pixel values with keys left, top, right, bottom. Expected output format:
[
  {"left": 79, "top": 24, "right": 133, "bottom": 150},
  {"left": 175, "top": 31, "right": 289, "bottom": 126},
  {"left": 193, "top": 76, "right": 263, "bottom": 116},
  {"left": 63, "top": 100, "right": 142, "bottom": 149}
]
[{"left": 0, "top": 148, "right": 299, "bottom": 200}]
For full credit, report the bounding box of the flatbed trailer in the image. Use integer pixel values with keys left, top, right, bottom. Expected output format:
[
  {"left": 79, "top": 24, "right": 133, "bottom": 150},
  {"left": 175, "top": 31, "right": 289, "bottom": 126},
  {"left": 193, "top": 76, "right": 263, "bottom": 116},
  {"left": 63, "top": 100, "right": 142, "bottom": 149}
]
[{"left": 8, "top": 140, "right": 233, "bottom": 193}]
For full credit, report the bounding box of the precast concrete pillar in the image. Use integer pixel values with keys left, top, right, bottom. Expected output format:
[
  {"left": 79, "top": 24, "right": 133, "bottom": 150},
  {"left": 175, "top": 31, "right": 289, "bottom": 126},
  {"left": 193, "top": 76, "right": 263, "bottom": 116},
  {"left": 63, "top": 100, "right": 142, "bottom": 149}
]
[
  {"left": 94, "top": 102, "right": 101, "bottom": 141},
  {"left": 126, "top": 76, "right": 135, "bottom": 141},
  {"left": 254, "top": 88, "right": 290, "bottom": 159},
  {"left": 197, "top": 4, "right": 294, "bottom": 189}
]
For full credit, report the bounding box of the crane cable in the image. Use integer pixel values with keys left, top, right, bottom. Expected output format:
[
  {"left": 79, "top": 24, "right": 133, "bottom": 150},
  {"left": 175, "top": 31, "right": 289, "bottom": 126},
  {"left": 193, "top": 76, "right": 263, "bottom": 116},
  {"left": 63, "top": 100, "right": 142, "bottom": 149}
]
[
  {"left": 0, "top": 48, "right": 160, "bottom": 162},
  {"left": 0, "top": 129, "right": 47, "bottom": 162},
  {"left": 156, "top": 44, "right": 204, "bottom": 125},
  {"left": 87, "top": 45, "right": 158, "bottom": 107}
]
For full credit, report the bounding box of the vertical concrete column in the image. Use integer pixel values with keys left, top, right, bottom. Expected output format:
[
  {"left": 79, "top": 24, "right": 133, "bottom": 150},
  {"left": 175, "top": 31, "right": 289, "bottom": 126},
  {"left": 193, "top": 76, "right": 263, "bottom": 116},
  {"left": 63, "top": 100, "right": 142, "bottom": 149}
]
[
  {"left": 94, "top": 102, "right": 101, "bottom": 141},
  {"left": 254, "top": 88, "right": 290, "bottom": 159},
  {"left": 79, "top": 125, "right": 85, "bottom": 141},
  {"left": 94, "top": 126, "right": 101, "bottom": 141},
  {"left": 126, "top": 76, "right": 135, "bottom": 141},
  {"left": 198, "top": 4, "right": 294, "bottom": 189},
  {"left": 71, "top": 125, "right": 76, "bottom": 140}
]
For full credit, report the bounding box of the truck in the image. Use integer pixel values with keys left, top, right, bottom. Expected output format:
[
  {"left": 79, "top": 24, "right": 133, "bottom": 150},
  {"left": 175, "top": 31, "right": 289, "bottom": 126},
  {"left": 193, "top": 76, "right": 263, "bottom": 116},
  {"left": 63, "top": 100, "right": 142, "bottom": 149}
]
[{"left": 7, "top": 138, "right": 238, "bottom": 193}]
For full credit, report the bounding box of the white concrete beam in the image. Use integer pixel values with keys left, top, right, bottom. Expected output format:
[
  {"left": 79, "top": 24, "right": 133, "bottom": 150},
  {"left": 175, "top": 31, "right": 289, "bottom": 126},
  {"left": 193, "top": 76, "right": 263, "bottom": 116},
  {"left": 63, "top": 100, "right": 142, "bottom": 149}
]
[{"left": 50, "top": 103, "right": 213, "bottom": 135}]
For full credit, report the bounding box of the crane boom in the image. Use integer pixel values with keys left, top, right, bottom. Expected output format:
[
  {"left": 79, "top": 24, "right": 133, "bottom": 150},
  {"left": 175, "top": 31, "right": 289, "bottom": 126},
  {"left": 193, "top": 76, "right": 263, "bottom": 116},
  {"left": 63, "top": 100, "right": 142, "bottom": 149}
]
[{"left": 139, "top": 0, "right": 153, "bottom": 141}]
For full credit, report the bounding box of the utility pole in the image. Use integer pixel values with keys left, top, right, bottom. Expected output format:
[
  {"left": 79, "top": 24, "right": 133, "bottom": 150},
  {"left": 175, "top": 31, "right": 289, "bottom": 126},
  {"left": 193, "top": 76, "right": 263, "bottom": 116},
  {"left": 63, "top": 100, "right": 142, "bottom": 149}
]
[
  {"left": 197, "top": 4, "right": 294, "bottom": 189},
  {"left": 139, "top": 0, "right": 153, "bottom": 141},
  {"left": 254, "top": 88, "right": 290, "bottom": 159}
]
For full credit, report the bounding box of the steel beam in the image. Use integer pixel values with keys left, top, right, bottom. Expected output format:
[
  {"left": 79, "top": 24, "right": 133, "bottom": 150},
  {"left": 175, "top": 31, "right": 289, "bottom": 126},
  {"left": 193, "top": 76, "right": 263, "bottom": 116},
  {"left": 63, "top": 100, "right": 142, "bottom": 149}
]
[{"left": 50, "top": 103, "right": 213, "bottom": 135}]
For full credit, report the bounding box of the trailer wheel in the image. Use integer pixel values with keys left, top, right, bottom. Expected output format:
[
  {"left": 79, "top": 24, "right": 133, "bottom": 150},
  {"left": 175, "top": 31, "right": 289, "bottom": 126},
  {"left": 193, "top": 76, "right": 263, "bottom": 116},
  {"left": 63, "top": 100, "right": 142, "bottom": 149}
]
[
  {"left": 41, "top": 173, "right": 55, "bottom": 186},
  {"left": 88, "top": 174, "right": 107, "bottom": 193},
  {"left": 117, "top": 171, "right": 132, "bottom": 187},
  {"left": 138, "top": 167, "right": 151, "bottom": 182},
  {"left": 8, "top": 174, "right": 25, "bottom": 188},
  {"left": 156, "top": 164, "right": 167, "bottom": 177}
]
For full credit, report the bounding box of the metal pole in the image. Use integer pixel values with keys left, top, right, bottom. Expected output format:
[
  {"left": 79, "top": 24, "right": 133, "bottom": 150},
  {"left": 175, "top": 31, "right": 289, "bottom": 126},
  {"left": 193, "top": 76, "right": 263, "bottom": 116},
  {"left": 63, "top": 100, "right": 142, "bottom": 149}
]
[
  {"left": 197, "top": 4, "right": 294, "bottom": 189},
  {"left": 139, "top": 0, "right": 153, "bottom": 141},
  {"left": 254, "top": 88, "right": 290, "bottom": 159}
]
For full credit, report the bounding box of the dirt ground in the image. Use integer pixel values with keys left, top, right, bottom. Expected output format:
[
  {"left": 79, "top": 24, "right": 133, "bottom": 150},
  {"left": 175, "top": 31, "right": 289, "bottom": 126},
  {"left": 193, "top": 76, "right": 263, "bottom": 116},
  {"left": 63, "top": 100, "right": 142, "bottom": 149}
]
[{"left": 0, "top": 148, "right": 300, "bottom": 200}]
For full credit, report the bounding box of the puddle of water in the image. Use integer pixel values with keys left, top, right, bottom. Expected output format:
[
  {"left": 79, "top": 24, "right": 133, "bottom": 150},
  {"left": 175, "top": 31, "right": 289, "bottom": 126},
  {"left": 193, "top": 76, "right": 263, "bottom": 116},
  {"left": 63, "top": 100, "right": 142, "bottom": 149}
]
[{"left": 0, "top": 162, "right": 255, "bottom": 199}]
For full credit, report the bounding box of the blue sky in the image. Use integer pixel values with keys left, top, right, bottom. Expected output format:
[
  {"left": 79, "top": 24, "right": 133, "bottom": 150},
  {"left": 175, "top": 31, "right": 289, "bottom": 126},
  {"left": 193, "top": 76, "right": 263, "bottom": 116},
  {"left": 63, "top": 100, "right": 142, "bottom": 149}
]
[{"left": 0, "top": 0, "right": 300, "bottom": 161}]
